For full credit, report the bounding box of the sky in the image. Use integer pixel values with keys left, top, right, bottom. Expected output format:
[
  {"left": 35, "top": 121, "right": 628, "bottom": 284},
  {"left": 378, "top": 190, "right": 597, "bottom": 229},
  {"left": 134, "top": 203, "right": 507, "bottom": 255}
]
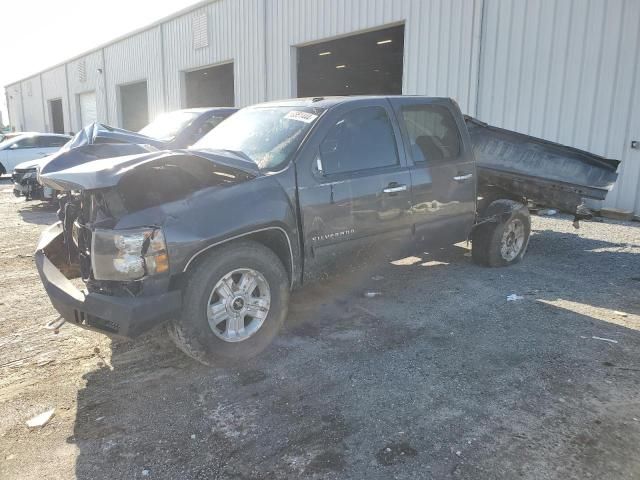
[{"left": 0, "top": 0, "right": 203, "bottom": 127}]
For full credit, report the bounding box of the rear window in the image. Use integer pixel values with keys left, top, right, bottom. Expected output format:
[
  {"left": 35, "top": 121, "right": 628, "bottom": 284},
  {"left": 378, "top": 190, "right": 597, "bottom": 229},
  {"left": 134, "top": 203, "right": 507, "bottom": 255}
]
[{"left": 401, "top": 105, "right": 461, "bottom": 163}]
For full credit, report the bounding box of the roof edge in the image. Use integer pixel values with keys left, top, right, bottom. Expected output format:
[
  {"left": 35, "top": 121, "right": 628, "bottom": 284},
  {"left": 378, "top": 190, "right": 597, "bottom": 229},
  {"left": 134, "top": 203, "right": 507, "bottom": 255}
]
[{"left": 4, "top": 0, "right": 218, "bottom": 88}]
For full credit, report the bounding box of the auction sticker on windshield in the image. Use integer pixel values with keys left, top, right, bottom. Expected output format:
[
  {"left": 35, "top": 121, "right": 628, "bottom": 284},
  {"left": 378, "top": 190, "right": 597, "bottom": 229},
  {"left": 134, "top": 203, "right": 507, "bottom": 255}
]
[{"left": 284, "top": 111, "right": 318, "bottom": 123}]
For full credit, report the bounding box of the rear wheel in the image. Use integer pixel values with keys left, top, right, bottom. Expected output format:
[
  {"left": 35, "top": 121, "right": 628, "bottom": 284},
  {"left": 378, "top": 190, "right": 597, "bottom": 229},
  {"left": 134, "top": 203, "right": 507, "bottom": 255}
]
[
  {"left": 472, "top": 200, "right": 531, "bottom": 267},
  {"left": 168, "top": 241, "right": 289, "bottom": 365}
]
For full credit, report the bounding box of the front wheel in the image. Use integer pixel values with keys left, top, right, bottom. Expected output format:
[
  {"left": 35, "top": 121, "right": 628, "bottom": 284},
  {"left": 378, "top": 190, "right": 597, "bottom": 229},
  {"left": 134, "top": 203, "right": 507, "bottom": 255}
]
[
  {"left": 168, "top": 241, "right": 289, "bottom": 365},
  {"left": 472, "top": 200, "right": 531, "bottom": 267}
]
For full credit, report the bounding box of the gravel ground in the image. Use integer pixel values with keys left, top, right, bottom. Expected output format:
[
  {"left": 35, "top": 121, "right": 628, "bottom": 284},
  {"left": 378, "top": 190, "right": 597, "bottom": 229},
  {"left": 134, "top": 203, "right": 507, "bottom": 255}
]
[{"left": 1, "top": 177, "right": 639, "bottom": 479}]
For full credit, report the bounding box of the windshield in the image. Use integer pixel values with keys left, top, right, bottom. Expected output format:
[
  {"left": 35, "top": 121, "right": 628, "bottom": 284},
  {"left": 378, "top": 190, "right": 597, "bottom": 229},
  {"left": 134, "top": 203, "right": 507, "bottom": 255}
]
[
  {"left": 192, "top": 106, "right": 323, "bottom": 171},
  {"left": 139, "top": 111, "right": 201, "bottom": 141}
]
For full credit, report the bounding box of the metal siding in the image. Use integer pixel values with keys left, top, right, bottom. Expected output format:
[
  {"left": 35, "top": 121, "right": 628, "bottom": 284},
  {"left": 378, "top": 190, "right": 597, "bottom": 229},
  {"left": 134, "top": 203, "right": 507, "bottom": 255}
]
[
  {"left": 7, "top": 0, "right": 640, "bottom": 214},
  {"left": 5, "top": 83, "right": 23, "bottom": 131},
  {"left": 478, "top": 0, "right": 640, "bottom": 214},
  {"left": 20, "top": 76, "right": 45, "bottom": 132},
  {"left": 265, "top": 0, "right": 482, "bottom": 115},
  {"left": 41, "top": 66, "right": 70, "bottom": 133},
  {"left": 66, "top": 51, "right": 107, "bottom": 132},
  {"left": 104, "top": 27, "right": 164, "bottom": 126},
  {"left": 162, "top": 0, "right": 266, "bottom": 109}
]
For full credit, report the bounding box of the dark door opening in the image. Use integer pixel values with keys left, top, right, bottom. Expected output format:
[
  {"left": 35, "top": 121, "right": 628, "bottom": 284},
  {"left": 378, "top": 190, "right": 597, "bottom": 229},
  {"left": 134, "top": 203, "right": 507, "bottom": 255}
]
[
  {"left": 185, "top": 63, "right": 235, "bottom": 108},
  {"left": 120, "top": 81, "right": 149, "bottom": 131},
  {"left": 297, "top": 25, "right": 404, "bottom": 97},
  {"left": 49, "top": 98, "right": 64, "bottom": 133}
]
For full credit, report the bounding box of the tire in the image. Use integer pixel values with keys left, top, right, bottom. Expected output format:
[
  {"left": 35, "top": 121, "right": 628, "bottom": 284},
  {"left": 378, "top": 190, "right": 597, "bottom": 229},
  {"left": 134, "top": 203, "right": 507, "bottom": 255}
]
[
  {"left": 168, "top": 241, "right": 290, "bottom": 366},
  {"left": 472, "top": 199, "right": 531, "bottom": 267}
]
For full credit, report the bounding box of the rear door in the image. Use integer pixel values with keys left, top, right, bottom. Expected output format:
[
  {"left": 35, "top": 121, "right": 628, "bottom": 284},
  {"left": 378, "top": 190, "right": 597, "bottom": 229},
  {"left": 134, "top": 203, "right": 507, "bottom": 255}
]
[
  {"left": 390, "top": 98, "right": 476, "bottom": 246},
  {"left": 296, "top": 99, "right": 413, "bottom": 273}
]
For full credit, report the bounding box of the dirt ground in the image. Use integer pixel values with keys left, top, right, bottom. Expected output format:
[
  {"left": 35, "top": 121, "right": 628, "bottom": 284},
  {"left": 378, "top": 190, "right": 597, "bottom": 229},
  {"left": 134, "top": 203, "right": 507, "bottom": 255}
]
[{"left": 1, "top": 177, "right": 639, "bottom": 480}]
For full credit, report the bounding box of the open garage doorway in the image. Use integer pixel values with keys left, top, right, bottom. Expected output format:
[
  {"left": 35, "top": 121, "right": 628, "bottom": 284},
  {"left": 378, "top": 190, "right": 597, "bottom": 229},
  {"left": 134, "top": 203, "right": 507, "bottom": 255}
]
[
  {"left": 120, "top": 81, "right": 149, "bottom": 131},
  {"left": 184, "top": 63, "right": 235, "bottom": 108},
  {"left": 48, "top": 98, "right": 64, "bottom": 133},
  {"left": 297, "top": 24, "right": 404, "bottom": 97}
]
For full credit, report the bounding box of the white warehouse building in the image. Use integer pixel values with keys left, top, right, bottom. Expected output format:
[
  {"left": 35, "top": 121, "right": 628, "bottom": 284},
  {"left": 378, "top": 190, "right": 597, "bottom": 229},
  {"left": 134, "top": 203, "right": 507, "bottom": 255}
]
[{"left": 5, "top": 0, "right": 640, "bottom": 216}]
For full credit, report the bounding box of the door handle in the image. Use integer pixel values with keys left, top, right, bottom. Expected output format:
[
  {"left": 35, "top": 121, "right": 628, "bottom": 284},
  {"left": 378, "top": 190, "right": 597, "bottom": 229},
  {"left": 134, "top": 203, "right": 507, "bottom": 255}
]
[
  {"left": 453, "top": 173, "right": 473, "bottom": 182},
  {"left": 383, "top": 183, "right": 408, "bottom": 194}
]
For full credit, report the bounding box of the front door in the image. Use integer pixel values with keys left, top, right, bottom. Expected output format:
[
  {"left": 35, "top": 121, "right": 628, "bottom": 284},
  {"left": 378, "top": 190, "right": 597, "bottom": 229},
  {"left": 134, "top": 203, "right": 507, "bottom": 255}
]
[
  {"left": 297, "top": 100, "right": 413, "bottom": 276},
  {"left": 390, "top": 98, "right": 476, "bottom": 247}
]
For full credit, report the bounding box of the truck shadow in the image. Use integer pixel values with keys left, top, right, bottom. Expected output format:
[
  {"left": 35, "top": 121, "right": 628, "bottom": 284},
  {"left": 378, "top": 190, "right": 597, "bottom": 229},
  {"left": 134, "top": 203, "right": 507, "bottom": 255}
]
[{"left": 71, "top": 222, "right": 640, "bottom": 479}]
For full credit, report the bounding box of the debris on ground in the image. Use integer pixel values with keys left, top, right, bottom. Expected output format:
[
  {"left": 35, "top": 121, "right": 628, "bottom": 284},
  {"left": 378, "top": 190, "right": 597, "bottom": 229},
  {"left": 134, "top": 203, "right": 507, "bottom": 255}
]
[
  {"left": 591, "top": 336, "right": 619, "bottom": 344},
  {"left": 364, "top": 291, "right": 382, "bottom": 298},
  {"left": 613, "top": 311, "right": 629, "bottom": 318},
  {"left": 371, "top": 275, "right": 384, "bottom": 281},
  {"left": 26, "top": 409, "right": 55, "bottom": 428},
  {"left": 507, "top": 294, "right": 524, "bottom": 302}
]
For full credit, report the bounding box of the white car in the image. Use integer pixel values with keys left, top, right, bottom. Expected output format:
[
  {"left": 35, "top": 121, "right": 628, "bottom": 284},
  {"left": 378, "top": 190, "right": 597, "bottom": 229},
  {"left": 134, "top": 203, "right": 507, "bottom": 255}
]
[{"left": 0, "top": 133, "right": 70, "bottom": 175}]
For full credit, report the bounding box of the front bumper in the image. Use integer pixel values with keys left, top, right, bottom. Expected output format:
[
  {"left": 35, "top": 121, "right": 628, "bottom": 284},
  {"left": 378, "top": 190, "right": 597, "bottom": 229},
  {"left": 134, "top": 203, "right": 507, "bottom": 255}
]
[
  {"left": 35, "top": 222, "right": 182, "bottom": 338},
  {"left": 12, "top": 178, "right": 53, "bottom": 200}
]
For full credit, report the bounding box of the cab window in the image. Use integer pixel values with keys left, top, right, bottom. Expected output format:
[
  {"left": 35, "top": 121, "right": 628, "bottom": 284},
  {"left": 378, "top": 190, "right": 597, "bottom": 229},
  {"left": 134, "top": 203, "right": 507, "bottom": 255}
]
[{"left": 319, "top": 106, "right": 399, "bottom": 175}]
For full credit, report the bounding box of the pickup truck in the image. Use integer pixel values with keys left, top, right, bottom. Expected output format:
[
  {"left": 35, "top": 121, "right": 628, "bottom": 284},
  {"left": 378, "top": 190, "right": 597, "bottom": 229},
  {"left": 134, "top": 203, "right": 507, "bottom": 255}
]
[{"left": 34, "top": 96, "right": 619, "bottom": 365}]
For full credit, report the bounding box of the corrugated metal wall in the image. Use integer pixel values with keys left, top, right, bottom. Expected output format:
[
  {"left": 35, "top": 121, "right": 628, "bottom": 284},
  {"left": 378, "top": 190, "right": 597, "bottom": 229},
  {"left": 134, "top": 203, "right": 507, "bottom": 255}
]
[
  {"left": 477, "top": 0, "right": 640, "bottom": 214},
  {"left": 19, "top": 76, "right": 45, "bottom": 132},
  {"left": 162, "top": 0, "right": 266, "bottom": 110},
  {"left": 265, "top": 0, "right": 482, "bottom": 115},
  {"left": 4, "top": 0, "right": 639, "bottom": 214},
  {"left": 66, "top": 50, "right": 108, "bottom": 132},
  {"left": 40, "top": 66, "right": 70, "bottom": 133},
  {"left": 6, "top": 85, "right": 24, "bottom": 131},
  {"left": 104, "top": 27, "right": 164, "bottom": 125}
]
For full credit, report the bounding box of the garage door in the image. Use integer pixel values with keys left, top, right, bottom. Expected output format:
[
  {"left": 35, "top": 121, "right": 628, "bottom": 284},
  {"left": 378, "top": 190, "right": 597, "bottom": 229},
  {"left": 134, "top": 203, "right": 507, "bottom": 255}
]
[
  {"left": 79, "top": 91, "right": 97, "bottom": 127},
  {"left": 297, "top": 25, "right": 404, "bottom": 97},
  {"left": 184, "top": 63, "right": 235, "bottom": 108},
  {"left": 120, "top": 81, "right": 149, "bottom": 131}
]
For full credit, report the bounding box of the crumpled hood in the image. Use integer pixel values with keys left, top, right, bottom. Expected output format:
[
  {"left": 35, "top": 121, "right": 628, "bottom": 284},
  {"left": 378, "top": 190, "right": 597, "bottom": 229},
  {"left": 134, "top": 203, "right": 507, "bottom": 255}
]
[
  {"left": 65, "top": 122, "right": 168, "bottom": 150},
  {"left": 38, "top": 122, "right": 168, "bottom": 176},
  {"left": 39, "top": 149, "right": 261, "bottom": 192}
]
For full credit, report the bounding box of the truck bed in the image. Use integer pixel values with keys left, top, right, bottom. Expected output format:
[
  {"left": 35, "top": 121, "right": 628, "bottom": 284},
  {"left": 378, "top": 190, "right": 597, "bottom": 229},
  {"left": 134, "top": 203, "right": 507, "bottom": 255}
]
[{"left": 465, "top": 117, "right": 620, "bottom": 218}]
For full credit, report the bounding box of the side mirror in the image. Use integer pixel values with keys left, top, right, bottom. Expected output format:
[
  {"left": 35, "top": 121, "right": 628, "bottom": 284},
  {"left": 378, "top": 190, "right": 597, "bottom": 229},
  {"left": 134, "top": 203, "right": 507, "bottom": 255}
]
[{"left": 9, "top": 143, "right": 19, "bottom": 150}]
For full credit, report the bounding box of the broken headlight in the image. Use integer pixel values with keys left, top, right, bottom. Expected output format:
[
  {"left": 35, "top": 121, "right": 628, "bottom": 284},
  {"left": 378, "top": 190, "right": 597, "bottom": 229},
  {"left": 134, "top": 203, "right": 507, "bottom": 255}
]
[{"left": 91, "top": 228, "right": 169, "bottom": 281}]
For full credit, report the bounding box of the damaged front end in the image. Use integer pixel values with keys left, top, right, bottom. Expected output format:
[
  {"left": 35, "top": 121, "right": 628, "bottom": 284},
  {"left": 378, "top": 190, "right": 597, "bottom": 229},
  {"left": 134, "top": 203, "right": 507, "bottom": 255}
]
[
  {"left": 36, "top": 150, "right": 258, "bottom": 337},
  {"left": 12, "top": 167, "right": 45, "bottom": 200},
  {"left": 37, "top": 189, "right": 182, "bottom": 337}
]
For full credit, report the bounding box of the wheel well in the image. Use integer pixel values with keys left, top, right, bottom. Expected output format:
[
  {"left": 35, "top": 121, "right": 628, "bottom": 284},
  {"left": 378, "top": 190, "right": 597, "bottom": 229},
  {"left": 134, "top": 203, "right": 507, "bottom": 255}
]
[
  {"left": 0, "top": 163, "right": 6, "bottom": 175},
  {"left": 182, "top": 229, "right": 294, "bottom": 286},
  {"left": 477, "top": 185, "right": 526, "bottom": 219}
]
